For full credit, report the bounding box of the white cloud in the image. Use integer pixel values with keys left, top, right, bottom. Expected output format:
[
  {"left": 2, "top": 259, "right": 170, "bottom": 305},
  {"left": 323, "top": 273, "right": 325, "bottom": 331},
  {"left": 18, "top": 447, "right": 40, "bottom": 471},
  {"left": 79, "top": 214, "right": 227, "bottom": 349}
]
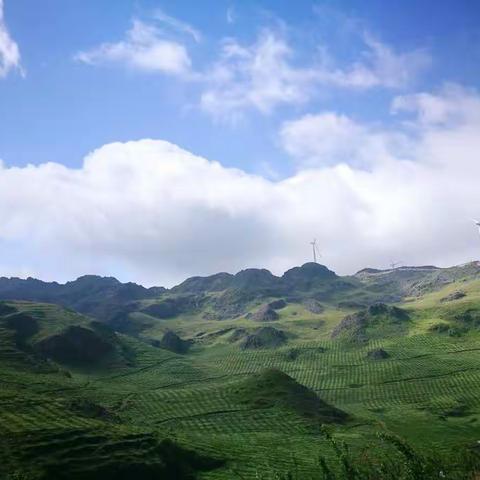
[
  {"left": 280, "top": 112, "right": 409, "bottom": 167},
  {"left": 0, "top": 85, "right": 479, "bottom": 287},
  {"left": 153, "top": 9, "right": 202, "bottom": 43},
  {"left": 200, "top": 29, "right": 430, "bottom": 120},
  {"left": 328, "top": 33, "right": 430, "bottom": 89},
  {"left": 73, "top": 11, "right": 429, "bottom": 119},
  {"left": 200, "top": 30, "right": 317, "bottom": 120},
  {"left": 75, "top": 19, "right": 191, "bottom": 75},
  {"left": 0, "top": 0, "right": 23, "bottom": 78},
  {"left": 392, "top": 83, "right": 480, "bottom": 126}
]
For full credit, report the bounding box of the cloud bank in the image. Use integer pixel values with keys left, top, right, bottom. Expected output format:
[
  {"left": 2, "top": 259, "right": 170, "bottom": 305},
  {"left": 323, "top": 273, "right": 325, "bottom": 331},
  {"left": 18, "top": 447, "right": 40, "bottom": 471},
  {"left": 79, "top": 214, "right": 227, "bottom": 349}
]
[{"left": 0, "top": 84, "right": 479, "bottom": 287}]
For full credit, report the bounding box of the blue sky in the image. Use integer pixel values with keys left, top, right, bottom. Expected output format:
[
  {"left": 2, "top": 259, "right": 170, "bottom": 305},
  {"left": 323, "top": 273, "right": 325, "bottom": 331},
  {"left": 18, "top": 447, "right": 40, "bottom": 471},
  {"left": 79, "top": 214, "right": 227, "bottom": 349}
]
[
  {"left": 2, "top": 0, "right": 479, "bottom": 173},
  {"left": 1, "top": 0, "right": 480, "bottom": 286}
]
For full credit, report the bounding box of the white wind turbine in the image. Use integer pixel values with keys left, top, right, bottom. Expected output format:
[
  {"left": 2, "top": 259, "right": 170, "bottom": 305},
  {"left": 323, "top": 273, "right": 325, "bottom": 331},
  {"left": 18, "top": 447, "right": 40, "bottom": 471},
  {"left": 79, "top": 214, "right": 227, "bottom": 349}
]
[{"left": 310, "top": 239, "right": 322, "bottom": 263}]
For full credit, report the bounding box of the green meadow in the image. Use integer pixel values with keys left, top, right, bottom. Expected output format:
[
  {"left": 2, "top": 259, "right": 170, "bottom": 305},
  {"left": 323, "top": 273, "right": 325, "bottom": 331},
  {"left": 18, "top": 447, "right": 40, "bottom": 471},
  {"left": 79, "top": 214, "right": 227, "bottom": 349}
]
[{"left": 1, "top": 265, "right": 480, "bottom": 478}]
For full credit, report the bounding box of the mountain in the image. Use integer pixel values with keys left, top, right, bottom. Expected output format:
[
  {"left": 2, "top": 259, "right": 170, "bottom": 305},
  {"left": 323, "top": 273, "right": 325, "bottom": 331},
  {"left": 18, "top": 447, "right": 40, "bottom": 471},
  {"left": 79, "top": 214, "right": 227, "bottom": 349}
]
[
  {"left": 154, "top": 263, "right": 352, "bottom": 321},
  {"left": 0, "top": 262, "right": 479, "bottom": 332},
  {"left": 354, "top": 262, "right": 480, "bottom": 298},
  {"left": 0, "top": 275, "right": 165, "bottom": 324},
  {"left": 1, "top": 262, "right": 480, "bottom": 479}
]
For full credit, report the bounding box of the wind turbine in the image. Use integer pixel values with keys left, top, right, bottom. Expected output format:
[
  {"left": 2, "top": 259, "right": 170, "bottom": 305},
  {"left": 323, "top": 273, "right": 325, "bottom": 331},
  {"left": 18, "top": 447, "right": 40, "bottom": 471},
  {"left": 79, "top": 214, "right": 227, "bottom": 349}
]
[
  {"left": 389, "top": 260, "right": 402, "bottom": 270},
  {"left": 474, "top": 220, "right": 480, "bottom": 234},
  {"left": 310, "top": 239, "right": 321, "bottom": 263}
]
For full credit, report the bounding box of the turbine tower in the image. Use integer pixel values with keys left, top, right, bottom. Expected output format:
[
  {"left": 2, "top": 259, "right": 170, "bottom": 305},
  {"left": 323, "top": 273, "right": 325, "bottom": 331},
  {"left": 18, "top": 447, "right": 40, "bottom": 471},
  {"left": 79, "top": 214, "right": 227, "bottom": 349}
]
[
  {"left": 475, "top": 220, "right": 480, "bottom": 234},
  {"left": 310, "top": 239, "right": 321, "bottom": 263}
]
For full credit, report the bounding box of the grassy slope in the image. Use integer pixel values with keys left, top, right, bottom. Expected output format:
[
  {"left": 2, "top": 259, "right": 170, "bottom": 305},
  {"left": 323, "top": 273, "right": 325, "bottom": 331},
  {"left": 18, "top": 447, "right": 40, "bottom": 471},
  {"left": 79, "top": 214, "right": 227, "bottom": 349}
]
[{"left": 1, "top": 276, "right": 480, "bottom": 478}]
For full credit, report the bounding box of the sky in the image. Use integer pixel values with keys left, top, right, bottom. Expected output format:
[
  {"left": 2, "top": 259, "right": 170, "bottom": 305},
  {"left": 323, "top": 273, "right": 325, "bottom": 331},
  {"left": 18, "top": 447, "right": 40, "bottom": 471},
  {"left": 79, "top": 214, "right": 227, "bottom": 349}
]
[{"left": 0, "top": 0, "right": 480, "bottom": 287}]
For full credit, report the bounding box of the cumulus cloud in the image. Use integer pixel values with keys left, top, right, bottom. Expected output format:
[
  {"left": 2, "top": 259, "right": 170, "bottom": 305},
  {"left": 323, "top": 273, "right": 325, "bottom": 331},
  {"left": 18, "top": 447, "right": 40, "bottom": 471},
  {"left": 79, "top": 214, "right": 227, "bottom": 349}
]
[
  {"left": 200, "top": 29, "right": 430, "bottom": 120},
  {"left": 0, "top": 84, "right": 479, "bottom": 286},
  {"left": 75, "top": 19, "right": 191, "bottom": 75},
  {"left": 0, "top": 0, "right": 23, "bottom": 78},
  {"left": 0, "top": 140, "right": 277, "bottom": 285},
  {"left": 280, "top": 112, "right": 409, "bottom": 167}
]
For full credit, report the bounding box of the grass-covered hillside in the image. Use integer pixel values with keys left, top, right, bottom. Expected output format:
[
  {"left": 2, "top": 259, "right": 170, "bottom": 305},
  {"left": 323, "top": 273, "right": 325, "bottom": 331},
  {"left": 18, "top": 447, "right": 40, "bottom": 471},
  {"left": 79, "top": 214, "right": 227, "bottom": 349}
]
[{"left": 1, "top": 262, "right": 480, "bottom": 478}]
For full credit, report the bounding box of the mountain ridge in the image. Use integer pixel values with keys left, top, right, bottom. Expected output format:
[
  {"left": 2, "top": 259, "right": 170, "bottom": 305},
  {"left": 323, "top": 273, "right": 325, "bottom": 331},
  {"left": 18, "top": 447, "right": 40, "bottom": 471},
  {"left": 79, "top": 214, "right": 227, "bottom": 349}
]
[
  {"left": 0, "top": 261, "right": 479, "bottom": 328},
  {"left": 3, "top": 260, "right": 480, "bottom": 293}
]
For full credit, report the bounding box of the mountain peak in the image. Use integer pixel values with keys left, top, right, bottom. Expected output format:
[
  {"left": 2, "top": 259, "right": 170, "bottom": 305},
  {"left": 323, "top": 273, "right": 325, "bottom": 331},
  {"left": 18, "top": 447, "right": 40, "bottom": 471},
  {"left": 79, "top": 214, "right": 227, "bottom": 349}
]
[
  {"left": 233, "top": 268, "right": 278, "bottom": 288},
  {"left": 172, "top": 272, "right": 234, "bottom": 294},
  {"left": 283, "top": 263, "right": 337, "bottom": 282},
  {"left": 72, "top": 275, "right": 120, "bottom": 285}
]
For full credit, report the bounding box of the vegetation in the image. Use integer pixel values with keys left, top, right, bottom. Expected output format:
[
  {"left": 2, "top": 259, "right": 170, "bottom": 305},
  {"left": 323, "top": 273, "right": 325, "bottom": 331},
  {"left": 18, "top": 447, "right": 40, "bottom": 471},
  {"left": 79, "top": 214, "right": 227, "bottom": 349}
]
[
  {"left": 258, "top": 429, "right": 480, "bottom": 479},
  {"left": 0, "top": 262, "right": 480, "bottom": 478},
  {"left": 233, "top": 369, "right": 349, "bottom": 423}
]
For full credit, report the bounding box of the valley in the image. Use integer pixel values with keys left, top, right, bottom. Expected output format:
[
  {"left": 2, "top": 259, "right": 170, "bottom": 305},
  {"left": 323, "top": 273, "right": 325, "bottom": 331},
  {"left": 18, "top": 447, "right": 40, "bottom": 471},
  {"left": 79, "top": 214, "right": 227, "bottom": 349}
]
[{"left": 1, "top": 262, "right": 480, "bottom": 478}]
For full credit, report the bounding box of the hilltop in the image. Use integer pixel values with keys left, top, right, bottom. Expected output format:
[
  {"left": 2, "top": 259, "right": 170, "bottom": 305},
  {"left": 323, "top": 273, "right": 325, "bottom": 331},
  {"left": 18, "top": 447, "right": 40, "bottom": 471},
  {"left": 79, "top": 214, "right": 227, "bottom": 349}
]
[{"left": 233, "top": 368, "right": 349, "bottom": 423}]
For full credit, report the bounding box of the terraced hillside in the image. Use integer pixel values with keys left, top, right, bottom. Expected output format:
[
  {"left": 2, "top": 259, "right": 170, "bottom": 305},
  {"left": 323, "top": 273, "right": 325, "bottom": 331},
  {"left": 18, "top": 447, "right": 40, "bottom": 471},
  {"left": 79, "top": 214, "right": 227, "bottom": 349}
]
[{"left": 1, "top": 262, "right": 480, "bottom": 478}]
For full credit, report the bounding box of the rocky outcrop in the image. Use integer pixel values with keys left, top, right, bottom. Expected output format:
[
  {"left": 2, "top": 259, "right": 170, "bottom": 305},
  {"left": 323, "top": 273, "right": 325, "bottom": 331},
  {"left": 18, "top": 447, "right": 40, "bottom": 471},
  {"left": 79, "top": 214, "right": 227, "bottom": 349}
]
[
  {"left": 331, "top": 303, "right": 410, "bottom": 342},
  {"left": 157, "top": 331, "right": 190, "bottom": 354},
  {"left": 303, "top": 299, "right": 324, "bottom": 314},
  {"left": 367, "top": 348, "right": 390, "bottom": 360},
  {"left": 240, "top": 327, "right": 287, "bottom": 349},
  {"left": 250, "top": 304, "right": 279, "bottom": 322},
  {"left": 440, "top": 291, "right": 466, "bottom": 302},
  {"left": 268, "top": 299, "right": 287, "bottom": 310}
]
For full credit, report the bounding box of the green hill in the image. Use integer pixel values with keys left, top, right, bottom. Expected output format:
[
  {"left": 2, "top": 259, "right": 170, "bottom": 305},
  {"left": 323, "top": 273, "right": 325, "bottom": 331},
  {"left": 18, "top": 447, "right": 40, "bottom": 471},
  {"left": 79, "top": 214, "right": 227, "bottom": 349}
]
[
  {"left": 233, "top": 368, "right": 349, "bottom": 423},
  {"left": 0, "top": 262, "right": 480, "bottom": 478},
  {"left": 331, "top": 303, "right": 410, "bottom": 343},
  {"left": 1, "top": 428, "right": 221, "bottom": 480},
  {"left": 0, "top": 302, "right": 133, "bottom": 369},
  {"left": 239, "top": 326, "right": 287, "bottom": 349}
]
